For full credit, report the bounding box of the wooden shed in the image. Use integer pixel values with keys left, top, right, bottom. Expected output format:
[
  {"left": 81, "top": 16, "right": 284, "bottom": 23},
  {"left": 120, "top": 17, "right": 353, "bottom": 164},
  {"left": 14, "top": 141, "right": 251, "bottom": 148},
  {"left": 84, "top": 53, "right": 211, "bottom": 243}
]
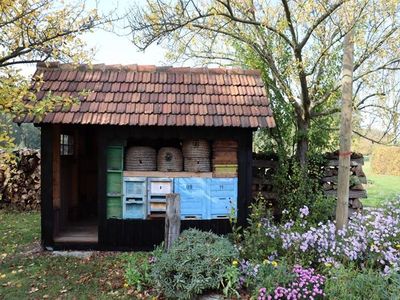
[{"left": 17, "top": 62, "right": 275, "bottom": 250}]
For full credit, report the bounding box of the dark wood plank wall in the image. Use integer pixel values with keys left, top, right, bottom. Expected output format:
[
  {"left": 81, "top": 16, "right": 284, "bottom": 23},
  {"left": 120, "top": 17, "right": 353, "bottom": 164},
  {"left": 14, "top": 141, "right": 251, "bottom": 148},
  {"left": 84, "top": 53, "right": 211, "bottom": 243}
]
[{"left": 43, "top": 124, "right": 254, "bottom": 250}]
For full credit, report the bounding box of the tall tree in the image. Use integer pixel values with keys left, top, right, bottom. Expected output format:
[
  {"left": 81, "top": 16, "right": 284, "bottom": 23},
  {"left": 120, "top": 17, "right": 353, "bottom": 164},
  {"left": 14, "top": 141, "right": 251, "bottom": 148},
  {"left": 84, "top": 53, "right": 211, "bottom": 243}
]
[
  {"left": 128, "top": 0, "right": 400, "bottom": 166},
  {"left": 0, "top": 0, "right": 112, "bottom": 152}
]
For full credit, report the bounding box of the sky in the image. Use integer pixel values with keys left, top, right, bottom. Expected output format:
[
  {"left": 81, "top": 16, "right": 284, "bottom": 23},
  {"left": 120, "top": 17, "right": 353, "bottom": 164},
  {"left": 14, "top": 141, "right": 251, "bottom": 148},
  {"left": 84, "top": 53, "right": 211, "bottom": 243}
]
[
  {"left": 21, "top": 0, "right": 168, "bottom": 76},
  {"left": 84, "top": 0, "right": 167, "bottom": 65}
]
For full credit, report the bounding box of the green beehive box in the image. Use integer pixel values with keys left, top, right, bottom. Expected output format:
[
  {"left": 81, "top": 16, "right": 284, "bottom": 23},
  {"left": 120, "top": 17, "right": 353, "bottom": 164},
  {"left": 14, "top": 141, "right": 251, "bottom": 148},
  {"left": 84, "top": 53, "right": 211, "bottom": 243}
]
[
  {"left": 107, "top": 146, "right": 124, "bottom": 171},
  {"left": 106, "top": 144, "right": 124, "bottom": 219},
  {"left": 107, "top": 197, "right": 122, "bottom": 218},
  {"left": 107, "top": 172, "right": 122, "bottom": 196}
]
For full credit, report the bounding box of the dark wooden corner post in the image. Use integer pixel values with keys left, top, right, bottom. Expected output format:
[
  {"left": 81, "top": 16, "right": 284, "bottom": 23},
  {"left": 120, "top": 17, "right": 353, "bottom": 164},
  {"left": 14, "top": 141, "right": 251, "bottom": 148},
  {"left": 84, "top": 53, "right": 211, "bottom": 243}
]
[
  {"left": 40, "top": 125, "right": 57, "bottom": 248},
  {"left": 165, "top": 193, "right": 181, "bottom": 250},
  {"left": 97, "top": 128, "right": 108, "bottom": 246},
  {"left": 237, "top": 130, "right": 253, "bottom": 227}
]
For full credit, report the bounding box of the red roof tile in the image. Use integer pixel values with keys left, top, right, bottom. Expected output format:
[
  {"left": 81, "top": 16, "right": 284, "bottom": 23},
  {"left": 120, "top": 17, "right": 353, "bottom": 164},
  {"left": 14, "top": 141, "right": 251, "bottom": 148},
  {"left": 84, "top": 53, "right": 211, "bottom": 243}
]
[{"left": 17, "top": 63, "right": 274, "bottom": 128}]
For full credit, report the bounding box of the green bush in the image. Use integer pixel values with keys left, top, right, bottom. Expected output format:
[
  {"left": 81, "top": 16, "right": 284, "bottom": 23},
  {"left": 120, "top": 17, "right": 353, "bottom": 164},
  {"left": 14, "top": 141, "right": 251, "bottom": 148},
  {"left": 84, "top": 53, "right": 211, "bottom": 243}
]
[
  {"left": 246, "top": 261, "right": 294, "bottom": 297},
  {"left": 150, "top": 229, "right": 238, "bottom": 300},
  {"left": 273, "top": 154, "right": 327, "bottom": 221},
  {"left": 307, "top": 194, "right": 336, "bottom": 225},
  {"left": 324, "top": 266, "right": 400, "bottom": 299},
  {"left": 237, "top": 197, "right": 281, "bottom": 261}
]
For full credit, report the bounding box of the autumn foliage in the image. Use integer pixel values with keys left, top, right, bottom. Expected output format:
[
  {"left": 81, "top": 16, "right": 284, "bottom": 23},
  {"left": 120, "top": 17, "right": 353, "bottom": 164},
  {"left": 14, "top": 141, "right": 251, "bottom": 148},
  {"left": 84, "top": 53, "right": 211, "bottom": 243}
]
[{"left": 371, "top": 145, "right": 400, "bottom": 176}]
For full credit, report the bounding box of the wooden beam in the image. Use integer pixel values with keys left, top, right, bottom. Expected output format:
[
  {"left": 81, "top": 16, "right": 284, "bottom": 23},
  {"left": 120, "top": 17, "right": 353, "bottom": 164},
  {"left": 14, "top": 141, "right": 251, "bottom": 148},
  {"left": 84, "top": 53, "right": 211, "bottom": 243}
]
[
  {"left": 252, "top": 160, "right": 279, "bottom": 168},
  {"left": 123, "top": 171, "right": 213, "bottom": 178},
  {"left": 326, "top": 158, "right": 364, "bottom": 166},
  {"left": 322, "top": 176, "right": 367, "bottom": 184},
  {"left": 326, "top": 189, "right": 367, "bottom": 199}
]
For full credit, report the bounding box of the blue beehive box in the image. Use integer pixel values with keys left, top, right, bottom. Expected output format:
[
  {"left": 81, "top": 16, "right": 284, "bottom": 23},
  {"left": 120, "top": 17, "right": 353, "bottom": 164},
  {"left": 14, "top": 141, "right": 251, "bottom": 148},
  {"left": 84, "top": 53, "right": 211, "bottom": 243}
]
[
  {"left": 174, "top": 178, "right": 209, "bottom": 219},
  {"left": 208, "top": 178, "right": 238, "bottom": 219},
  {"left": 123, "top": 177, "right": 147, "bottom": 219}
]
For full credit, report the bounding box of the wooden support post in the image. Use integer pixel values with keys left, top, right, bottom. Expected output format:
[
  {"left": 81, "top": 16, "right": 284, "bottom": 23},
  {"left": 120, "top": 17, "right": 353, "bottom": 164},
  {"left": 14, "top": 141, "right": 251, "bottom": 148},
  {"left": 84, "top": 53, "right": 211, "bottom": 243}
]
[
  {"left": 52, "top": 125, "right": 61, "bottom": 236},
  {"left": 336, "top": 29, "right": 354, "bottom": 230},
  {"left": 52, "top": 125, "right": 61, "bottom": 210},
  {"left": 165, "top": 193, "right": 181, "bottom": 250}
]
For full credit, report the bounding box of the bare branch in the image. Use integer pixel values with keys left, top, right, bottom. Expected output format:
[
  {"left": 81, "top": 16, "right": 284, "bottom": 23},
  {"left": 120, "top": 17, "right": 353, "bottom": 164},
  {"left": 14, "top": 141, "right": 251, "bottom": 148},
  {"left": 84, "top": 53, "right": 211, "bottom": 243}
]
[{"left": 356, "top": 93, "right": 386, "bottom": 108}]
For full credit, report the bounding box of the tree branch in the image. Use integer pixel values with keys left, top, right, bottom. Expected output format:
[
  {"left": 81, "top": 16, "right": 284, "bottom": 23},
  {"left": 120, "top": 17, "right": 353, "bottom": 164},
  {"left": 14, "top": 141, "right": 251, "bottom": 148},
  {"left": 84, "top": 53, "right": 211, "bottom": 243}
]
[
  {"left": 281, "top": 0, "right": 298, "bottom": 45},
  {"left": 311, "top": 107, "right": 341, "bottom": 118},
  {"left": 298, "top": 1, "right": 345, "bottom": 50}
]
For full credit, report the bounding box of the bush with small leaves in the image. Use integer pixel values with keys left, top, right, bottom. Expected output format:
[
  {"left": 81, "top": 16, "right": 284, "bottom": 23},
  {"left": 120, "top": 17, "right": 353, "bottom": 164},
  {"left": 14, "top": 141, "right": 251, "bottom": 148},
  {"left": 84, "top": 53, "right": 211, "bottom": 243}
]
[
  {"left": 324, "top": 266, "right": 400, "bottom": 299},
  {"left": 150, "top": 229, "right": 238, "bottom": 299}
]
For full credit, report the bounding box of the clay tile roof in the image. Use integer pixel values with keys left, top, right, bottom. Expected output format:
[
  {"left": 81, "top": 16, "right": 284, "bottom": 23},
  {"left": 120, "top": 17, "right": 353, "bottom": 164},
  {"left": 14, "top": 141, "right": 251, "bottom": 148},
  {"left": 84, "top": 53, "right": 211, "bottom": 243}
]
[{"left": 16, "top": 62, "right": 274, "bottom": 128}]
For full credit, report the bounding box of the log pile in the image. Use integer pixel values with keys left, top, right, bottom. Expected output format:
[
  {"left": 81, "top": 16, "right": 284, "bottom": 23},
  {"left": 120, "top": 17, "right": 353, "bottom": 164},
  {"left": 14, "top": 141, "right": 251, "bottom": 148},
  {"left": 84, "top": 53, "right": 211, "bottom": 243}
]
[
  {"left": 252, "top": 151, "right": 368, "bottom": 216},
  {"left": 0, "top": 149, "right": 41, "bottom": 210},
  {"left": 252, "top": 153, "right": 279, "bottom": 206},
  {"left": 322, "top": 151, "right": 367, "bottom": 213}
]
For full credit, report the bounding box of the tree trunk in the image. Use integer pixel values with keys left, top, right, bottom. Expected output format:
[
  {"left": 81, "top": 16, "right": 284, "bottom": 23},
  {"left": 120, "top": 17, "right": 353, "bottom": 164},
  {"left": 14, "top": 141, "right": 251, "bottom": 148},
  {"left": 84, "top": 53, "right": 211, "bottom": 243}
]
[
  {"left": 296, "top": 117, "right": 309, "bottom": 167},
  {"left": 336, "top": 30, "right": 354, "bottom": 230}
]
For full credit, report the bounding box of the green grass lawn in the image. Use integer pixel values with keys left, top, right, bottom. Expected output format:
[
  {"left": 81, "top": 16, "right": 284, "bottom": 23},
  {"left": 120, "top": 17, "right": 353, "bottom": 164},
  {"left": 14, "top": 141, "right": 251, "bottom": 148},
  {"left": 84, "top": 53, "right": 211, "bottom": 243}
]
[
  {"left": 0, "top": 210, "right": 146, "bottom": 299},
  {"left": 363, "top": 160, "right": 400, "bottom": 207}
]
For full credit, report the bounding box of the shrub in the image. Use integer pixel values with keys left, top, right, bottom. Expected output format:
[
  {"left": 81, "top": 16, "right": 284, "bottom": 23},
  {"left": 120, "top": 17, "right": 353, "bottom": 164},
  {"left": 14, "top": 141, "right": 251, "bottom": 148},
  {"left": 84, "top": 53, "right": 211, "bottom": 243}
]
[
  {"left": 237, "top": 195, "right": 400, "bottom": 272},
  {"left": 273, "top": 154, "right": 327, "bottom": 220},
  {"left": 149, "top": 229, "right": 238, "bottom": 300},
  {"left": 324, "top": 266, "right": 400, "bottom": 299},
  {"left": 238, "top": 259, "right": 294, "bottom": 297},
  {"left": 371, "top": 145, "right": 400, "bottom": 176},
  {"left": 260, "top": 199, "right": 400, "bottom": 272},
  {"left": 305, "top": 194, "right": 336, "bottom": 226},
  {"left": 237, "top": 195, "right": 335, "bottom": 262},
  {"left": 237, "top": 197, "right": 279, "bottom": 261}
]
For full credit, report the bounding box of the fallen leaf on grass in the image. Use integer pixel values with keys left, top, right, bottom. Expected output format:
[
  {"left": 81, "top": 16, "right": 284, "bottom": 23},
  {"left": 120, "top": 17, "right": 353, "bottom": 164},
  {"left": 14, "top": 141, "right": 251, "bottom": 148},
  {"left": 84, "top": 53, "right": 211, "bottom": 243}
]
[
  {"left": 76, "top": 273, "right": 92, "bottom": 284},
  {"left": 29, "top": 287, "right": 39, "bottom": 294}
]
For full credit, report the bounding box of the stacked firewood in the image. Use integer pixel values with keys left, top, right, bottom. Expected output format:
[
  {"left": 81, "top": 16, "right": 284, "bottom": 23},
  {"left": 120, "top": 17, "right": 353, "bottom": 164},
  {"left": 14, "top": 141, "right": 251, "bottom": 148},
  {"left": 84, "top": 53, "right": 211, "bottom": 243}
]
[
  {"left": 0, "top": 149, "right": 41, "bottom": 210},
  {"left": 322, "top": 151, "right": 366, "bottom": 213},
  {"left": 252, "top": 153, "right": 279, "bottom": 207},
  {"left": 252, "top": 151, "right": 368, "bottom": 217}
]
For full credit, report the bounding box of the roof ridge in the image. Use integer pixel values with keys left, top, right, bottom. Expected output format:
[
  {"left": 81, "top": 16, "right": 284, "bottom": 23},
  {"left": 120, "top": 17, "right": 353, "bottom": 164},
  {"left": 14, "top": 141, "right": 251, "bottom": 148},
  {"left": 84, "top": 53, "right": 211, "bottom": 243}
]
[{"left": 36, "top": 62, "right": 261, "bottom": 76}]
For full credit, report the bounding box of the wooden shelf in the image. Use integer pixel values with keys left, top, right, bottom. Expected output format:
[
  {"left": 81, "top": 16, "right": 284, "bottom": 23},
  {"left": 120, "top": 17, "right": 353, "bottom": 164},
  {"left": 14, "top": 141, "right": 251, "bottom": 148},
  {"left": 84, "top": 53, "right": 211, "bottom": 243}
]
[{"left": 123, "top": 171, "right": 213, "bottom": 178}]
